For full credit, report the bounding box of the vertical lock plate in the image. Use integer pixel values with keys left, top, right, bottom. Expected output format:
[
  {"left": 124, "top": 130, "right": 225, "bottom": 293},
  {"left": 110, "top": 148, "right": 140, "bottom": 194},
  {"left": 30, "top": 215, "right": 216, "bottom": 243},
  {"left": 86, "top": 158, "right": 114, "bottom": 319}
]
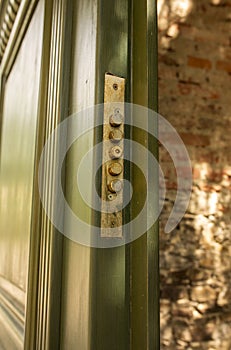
[{"left": 101, "top": 73, "right": 125, "bottom": 237}]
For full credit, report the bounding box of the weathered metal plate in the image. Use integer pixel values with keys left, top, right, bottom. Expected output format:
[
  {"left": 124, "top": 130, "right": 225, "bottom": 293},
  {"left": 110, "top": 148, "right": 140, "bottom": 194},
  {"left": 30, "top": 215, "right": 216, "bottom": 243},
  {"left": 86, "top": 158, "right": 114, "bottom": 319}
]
[{"left": 101, "top": 73, "right": 125, "bottom": 237}]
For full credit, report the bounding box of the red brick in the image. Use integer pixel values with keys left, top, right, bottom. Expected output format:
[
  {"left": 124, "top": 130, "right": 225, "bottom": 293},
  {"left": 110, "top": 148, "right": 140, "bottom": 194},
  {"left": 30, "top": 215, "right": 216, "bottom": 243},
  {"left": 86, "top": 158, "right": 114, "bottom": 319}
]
[
  {"left": 175, "top": 166, "right": 192, "bottom": 178},
  {"left": 165, "top": 181, "right": 178, "bottom": 190},
  {"left": 197, "top": 152, "right": 213, "bottom": 163},
  {"left": 179, "top": 133, "right": 210, "bottom": 146},
  {"left": 193, "top": 168, "right": 201, "bottom": 180},
  {"left": 187, "top": 56, "right": 212, "bottom": 70},
  {"left": 199, "top": 185, "right": 220, "bottom": 193},
  {"left": 207, "top": 170, "right": 223, "bottom": 182},
  {"left": 178, "top": 83, "right": 191, "bottom": 95},
  {"left": 209, "top": 91, "right": 220, "bottom": 99},
  {"left": 216, "top": 60, "right": 231, "bottom": 73}
]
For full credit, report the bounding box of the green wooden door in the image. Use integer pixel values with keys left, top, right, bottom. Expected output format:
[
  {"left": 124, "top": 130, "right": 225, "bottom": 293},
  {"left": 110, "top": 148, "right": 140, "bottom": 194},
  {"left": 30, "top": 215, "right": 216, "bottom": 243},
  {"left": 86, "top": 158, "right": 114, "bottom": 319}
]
[{"left": 0, "top": 0, "right": 159, "bottom": 349}]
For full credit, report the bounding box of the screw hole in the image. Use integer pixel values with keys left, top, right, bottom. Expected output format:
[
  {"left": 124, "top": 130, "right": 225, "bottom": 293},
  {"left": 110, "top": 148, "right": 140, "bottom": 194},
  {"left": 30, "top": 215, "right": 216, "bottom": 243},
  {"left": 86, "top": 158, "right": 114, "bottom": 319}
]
[
  {"left": 113, "top": 83, "right": 118, "bottom": 90},
  {"left": 108, "top": 194, "right": 114, "bottom": 201}
]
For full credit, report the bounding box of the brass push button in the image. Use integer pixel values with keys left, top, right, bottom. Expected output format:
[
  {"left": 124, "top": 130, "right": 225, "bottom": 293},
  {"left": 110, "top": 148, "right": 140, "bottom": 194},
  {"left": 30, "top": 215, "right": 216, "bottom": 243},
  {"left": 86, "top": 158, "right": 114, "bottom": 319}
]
[
  {"left": 109, "top": 109, "right": 123, "bottom": 127},
  {"left": 109, "top": 129, "right": 123, "bottom": 142},
  {"left": 109, "top": 146, "right": 123, "bottom": 159},
  {"left": 108, "top": 179, "right": 123, "bottom": 193},
  {"left": 108, "top": 162, "right": 123, "bottom": 176}
]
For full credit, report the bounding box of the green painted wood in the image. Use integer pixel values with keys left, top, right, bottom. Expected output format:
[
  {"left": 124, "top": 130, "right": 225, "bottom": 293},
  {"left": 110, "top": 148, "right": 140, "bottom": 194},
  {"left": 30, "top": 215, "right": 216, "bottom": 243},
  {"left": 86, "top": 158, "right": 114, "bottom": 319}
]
[
  {"left": 130, "top": 0, "right": 159, "bottom": 349},
  {"left": 91, "top": 1, "right": 130, "bottom": 349},
  {"left": 92, "top": 1, "right": 159, "bottom": 349},
  {"left": 60, "top": 0, "right": 98, "bottom": 348},
  {"left": 0, "top": 2, "right": 44, "bottom": 348},
  {"left": 0, "top": 0, "right": 159, "bottom": 349},
  {"left": 147, "top": 1, "right": 160, "bottom": 348},
  {"left": 56, "top": 0, "right": 158, "bottom": 349}
]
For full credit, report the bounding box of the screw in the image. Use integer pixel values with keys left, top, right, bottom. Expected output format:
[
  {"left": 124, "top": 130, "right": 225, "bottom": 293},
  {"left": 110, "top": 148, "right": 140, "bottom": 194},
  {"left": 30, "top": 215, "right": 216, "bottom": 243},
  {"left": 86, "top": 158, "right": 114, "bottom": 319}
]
[{"left": 107, "top": 193, "right": 114, "bottom": 201}]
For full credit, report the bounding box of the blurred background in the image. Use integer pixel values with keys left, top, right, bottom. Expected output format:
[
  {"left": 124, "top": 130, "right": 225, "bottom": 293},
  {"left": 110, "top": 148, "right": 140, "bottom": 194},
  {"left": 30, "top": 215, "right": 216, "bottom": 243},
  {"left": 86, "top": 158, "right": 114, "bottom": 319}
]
[{"left": 158, "top": 0, "right": 231, "bottom": 349}]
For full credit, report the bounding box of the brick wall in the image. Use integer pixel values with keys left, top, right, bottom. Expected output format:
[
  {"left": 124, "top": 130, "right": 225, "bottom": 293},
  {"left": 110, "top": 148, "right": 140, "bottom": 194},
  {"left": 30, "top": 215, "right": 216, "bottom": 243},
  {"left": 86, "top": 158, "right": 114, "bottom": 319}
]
[{"left": 158, "top": 0, "right": 231, "bottom": 349}]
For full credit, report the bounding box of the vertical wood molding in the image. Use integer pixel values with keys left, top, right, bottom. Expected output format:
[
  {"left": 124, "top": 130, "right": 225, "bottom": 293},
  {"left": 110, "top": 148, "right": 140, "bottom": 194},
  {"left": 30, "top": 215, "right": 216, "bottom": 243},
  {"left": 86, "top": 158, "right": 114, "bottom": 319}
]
[
  {"left": 36, "top": 0, "right": 72, "bottom": 348},
  {"left": 0, "top": 0, "right": 40, "bottom": 76},
  {"left": 0, "top": 0, "right": 22, "bottom": 62},
  {"left": 130, "top": 0, "right": 159, "bottom": 349},
  {"left": 23, "top": 1, "right": 51, "bottom": 349},
  {"left": 0, "top": 0, "right": 72, "bottom": 348},
  {"left": 147, "top": 2, "right": 159, "bottom": 348}
]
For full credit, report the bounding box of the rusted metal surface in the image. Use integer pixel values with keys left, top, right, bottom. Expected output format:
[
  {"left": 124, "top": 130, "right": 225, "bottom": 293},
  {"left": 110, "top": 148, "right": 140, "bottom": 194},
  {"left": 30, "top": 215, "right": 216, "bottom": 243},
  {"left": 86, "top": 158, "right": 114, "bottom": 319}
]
[{"left": 100, "top": 73, "right": 125, "bottom": 238}]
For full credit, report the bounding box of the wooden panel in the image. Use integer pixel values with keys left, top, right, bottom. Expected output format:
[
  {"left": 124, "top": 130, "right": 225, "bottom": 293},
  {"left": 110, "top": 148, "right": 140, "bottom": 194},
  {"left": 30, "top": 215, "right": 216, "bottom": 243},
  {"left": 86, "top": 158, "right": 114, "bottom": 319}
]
[
  {"left": 0, "top": 276, "right": 24, "bottom": 349},
  {"left": 0, "top": 0, "right": 43, "bottom": 291},
  {"left": 0, "top": 0, "right": 44, "bottom": 347}
]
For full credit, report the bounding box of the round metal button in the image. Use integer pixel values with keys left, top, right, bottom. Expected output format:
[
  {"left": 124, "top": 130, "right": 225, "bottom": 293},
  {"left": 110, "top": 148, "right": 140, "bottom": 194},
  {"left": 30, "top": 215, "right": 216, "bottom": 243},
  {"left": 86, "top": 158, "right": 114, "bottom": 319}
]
[
  {"left": 108, "top": 162, "right": 123, "bottom": 176},
  {"left": 108, "top": 179, "right": 123, "bottom": 193},
  {"left": 109, "top": 146, "right": 123, "bottom": 159},
  {"left": 109, "top": 113, "right": 123, "bottom": 127},
  {"left": 109, "top": 129, "right": 123, "bottom": 142}
]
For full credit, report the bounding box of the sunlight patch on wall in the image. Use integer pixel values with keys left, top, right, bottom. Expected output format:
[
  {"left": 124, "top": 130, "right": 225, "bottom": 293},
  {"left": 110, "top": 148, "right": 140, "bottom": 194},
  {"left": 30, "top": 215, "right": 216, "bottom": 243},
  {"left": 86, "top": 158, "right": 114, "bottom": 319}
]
[
  {"left": 158, "top": 0, "right": 170, "bottom": 31},
  {"left": 158, "top": 0, "right": 194, "bottom": 47},
  {"left": 171, "top": 0, "right": 193, "bottom": 19},
  {"left": 208, "top": 191, "right": 218, "bottom": 214},
  {"left": 210, "top": 0, "right": 221, "bottom": 5},
  {"left": 167, "top": 23, "right": 180, "bottom": 38}
]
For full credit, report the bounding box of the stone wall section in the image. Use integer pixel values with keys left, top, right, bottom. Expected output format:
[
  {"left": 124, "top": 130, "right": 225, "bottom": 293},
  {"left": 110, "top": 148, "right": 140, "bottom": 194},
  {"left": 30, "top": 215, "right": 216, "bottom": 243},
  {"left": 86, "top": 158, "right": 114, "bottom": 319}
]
[{"left": 158, "top": 1, "right": 231, "bottom": 349}]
